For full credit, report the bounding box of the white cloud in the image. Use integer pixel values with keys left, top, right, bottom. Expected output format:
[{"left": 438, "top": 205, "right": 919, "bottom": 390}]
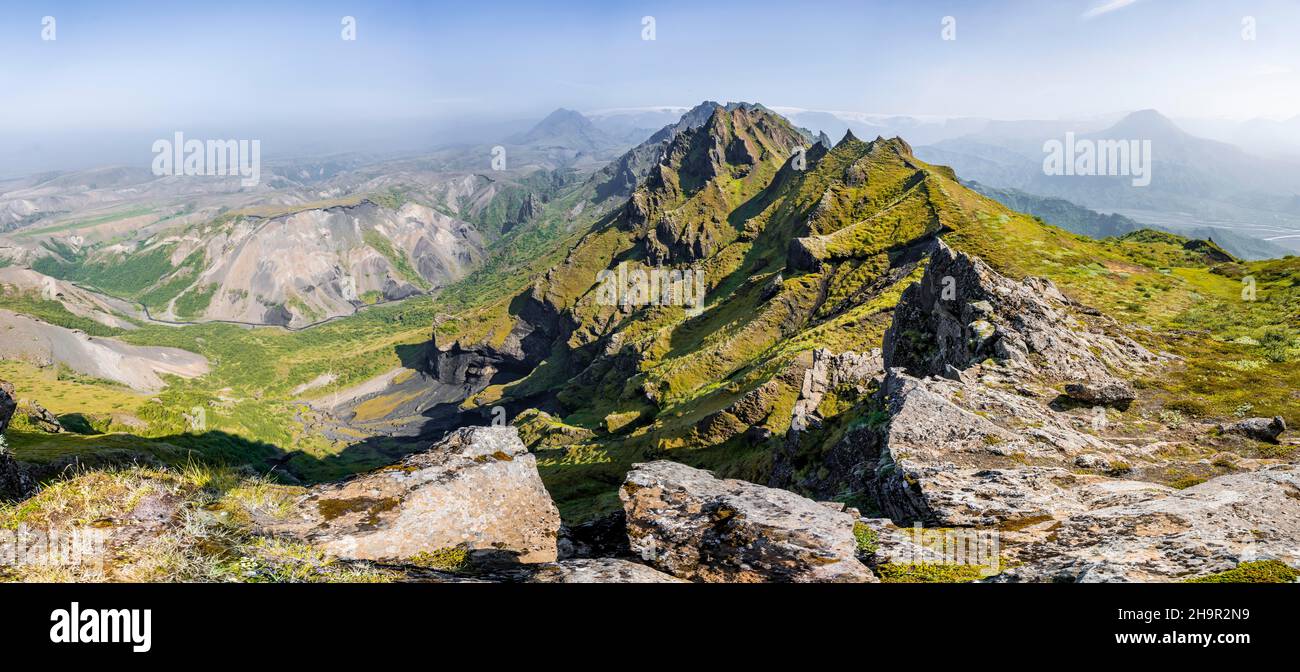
[{"left": 1082, "top": 0, "right": 1143, "bottom": 19}]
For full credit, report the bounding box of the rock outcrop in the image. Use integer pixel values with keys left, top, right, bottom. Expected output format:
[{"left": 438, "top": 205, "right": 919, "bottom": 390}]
[
  {"left": 845, "top": 240, "right": 1172, "bottom": 526},
  {"left": 0, "top": 380, "right": 15, "bottom": 436},
  {"left": 788, "top": 348, "right": 882, "bottom": 434},
  {"left": 267, "top": 426, "right": 561, "bottom": 564},
  {"left": 865, "top": 370, "right": 1138, "bottom": 526},
  {"left": 883, "top": 239, "right": 1158, "bottom": 388},
  {"left": 770, "top": 348, "right": 882, "bottom": 490},
  {"left": 20, "top": 400, "right": 64, "bottom": 433},
  {"left": 1219, "top": 416, "right": 1286, "bottom": 443},
  {"left": 620, "top": 461, "right": 875, "bottom": 583},
  {"left": 992, "top": 466, "right": 1300, "bottom": 582},
  {"left": 1063, "top": 380, "right": 1135, "bottom": 407},
  {"left": 0, "top": 380, "right": 35, "bottom": 501}
]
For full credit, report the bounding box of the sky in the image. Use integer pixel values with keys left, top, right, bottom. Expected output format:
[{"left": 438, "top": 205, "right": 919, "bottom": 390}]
[{"left": 1, "top": 0, "right": 1298, "bottom": 174}]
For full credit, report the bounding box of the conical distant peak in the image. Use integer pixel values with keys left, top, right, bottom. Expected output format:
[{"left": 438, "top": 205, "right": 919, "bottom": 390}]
[{"left": 1106, "top": 109, "right": 1182, "bottom": 137}]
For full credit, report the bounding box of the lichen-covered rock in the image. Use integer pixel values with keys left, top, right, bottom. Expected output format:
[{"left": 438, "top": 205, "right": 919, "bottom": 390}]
[
  {"left": 853, "top": 517, "right": 950, "bottom": 566},
  {"left": 268, "top": 426, "right": 561, "bottom": 564},
  {"left": 1063, "top": 380, "right": 1135, "bottom": 407},
  {"left": 865, "top": 370, "right": 1131, "bottom": 526},
  {"left": 1219, "top": 416, "right": 1286, "bottom": 443},
  {"left": 620, "top": 460, "right": 876, "bottom": 583},
  {"left": 991, "top": 466, "right": 1300, "bottom": 582},
  {"left": 523, "top": 558, "right": 685, "bottom": 583}
]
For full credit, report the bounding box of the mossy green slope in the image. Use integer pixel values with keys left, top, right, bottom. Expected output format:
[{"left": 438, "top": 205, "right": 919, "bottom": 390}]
[{"left": 435, "top": 105, "right": 1298, "bottom": 521}]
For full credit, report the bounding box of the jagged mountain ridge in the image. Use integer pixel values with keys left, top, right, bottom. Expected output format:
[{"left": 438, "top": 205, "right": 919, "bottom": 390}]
[
  {"left": 431, "top": 105, "right": 997, "bottom": 460},
  {"left": 424, "top": 102, "right": 1297, "bottom": 528}
]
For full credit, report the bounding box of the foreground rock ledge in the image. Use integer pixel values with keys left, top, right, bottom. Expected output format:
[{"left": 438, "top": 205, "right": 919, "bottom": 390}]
[
  {"left": 993, "top": 465, "right": 1300, "bottom": 582},
  {"left": 269, "top": 426, "right": 561, "bottom": 564},
  {"left": 621, "top": 461, "right": 876, "bottom": 583}
]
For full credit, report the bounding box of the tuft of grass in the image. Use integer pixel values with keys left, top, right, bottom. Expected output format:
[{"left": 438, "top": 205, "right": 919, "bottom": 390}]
[
  {"left": 406, "top": 545, "right": 472, "bottom": 572},
  {"left": 876, "top": 562, "right": 984, "bottom": 583},
  {"left": 852, "top": 521, "right": 879, "bottom": 555}
]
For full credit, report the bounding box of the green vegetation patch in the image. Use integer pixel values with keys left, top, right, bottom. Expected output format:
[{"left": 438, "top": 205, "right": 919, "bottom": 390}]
[
  {"left": 1186, "top": 560, "right": 1299, "bottom": 584},
  {"left": 876, "top": 562, "right": 985, "bottom": 583}
]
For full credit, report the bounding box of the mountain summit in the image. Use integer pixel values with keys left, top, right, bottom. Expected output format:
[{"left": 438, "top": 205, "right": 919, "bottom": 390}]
[
  {"left": 513, "top": 108, "right": 615, "bottom": 151},
  {"left": 426, "top": 103, "right": 1297, "bottom": 573}
]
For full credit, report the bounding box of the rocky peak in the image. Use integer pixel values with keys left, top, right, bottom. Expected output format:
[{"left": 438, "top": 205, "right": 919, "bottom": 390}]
[
  {"left": 867, "top": 135, "right": 915, "bottom": 158},
  {"left": 515, "top": 108, "right": 608, "bottom": 148},
  {"left": 882, "top": 238, "right": 1159, "bottom": 386},
  {"left": 648, "top": 104, "right": 807, "bottom": 196}
]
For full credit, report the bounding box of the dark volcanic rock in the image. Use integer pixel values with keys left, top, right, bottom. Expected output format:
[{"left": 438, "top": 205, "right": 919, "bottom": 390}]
[
  {"left": 557, "top": 510, "right": 631, "bottom": 560},
  {"left": 0, "top": 380, "right": 35, "bottom": 501},
  {"left": 0, "top": 380, "right": 15, "bottom": 436},
  {"left": 1219, "top": 416, "right": 1286, "bottom": 443}
]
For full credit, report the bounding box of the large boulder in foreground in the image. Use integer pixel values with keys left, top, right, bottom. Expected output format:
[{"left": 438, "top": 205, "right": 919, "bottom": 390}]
[
  {"left": 620, "top": 461, "right": 875, "bottom": 583},
  {"left": 992, "top": 465, "right": 1300, "bottom": 582},
  {"left": 269, "top": 426, "right": 561, "bottom": 564}
]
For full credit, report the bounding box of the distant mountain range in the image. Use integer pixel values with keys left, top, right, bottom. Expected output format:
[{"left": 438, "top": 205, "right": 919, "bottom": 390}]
[
  {"left": 966, "top": 181, "right": 1293, "bottom": 260},
  {"left": 915, "top": 109, "right": 1300, "bottom": 256}
]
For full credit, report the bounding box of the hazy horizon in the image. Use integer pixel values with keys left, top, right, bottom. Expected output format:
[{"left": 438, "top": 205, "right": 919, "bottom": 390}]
[{"left": 3, "top": 0, "right": 1299, "bottom": 175}]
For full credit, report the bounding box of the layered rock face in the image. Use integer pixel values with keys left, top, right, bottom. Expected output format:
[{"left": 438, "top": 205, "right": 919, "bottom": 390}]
[
  {"left": 268, "top": 426, "right": 561, "bottom": 564},
  {"left": 621, "top": 461, "right": 875, "bottom": 583}
]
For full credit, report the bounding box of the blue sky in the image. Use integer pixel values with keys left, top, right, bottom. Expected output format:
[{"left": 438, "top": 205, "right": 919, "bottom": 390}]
[{"left": 1, "top": 0, "right": 1297, "bottom": 171}]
